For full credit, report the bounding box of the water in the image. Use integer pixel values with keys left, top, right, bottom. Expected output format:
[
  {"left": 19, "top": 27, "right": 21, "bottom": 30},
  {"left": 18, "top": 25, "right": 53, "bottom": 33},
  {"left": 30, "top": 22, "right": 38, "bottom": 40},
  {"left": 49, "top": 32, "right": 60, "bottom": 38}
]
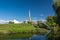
[
  {"left": 31, "top": 35, "right": 47, "bottom": 40},
  {"left": 0, "top": 34, "right": 47, "bottom": 40}
]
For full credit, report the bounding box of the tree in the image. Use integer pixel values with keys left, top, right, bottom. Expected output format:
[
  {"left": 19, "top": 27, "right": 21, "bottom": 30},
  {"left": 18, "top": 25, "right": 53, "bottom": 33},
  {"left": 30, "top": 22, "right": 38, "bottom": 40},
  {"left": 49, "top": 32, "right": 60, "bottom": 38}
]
[
  {"left": 9, "top": 21, "right": 14, "bottom": 24},
  {"left": 53, "top": 2, "right": 60, "bottom": 27},
  {"left": 37, "top": 21, "right": 47, "bottom": 29},
  {"left": 27, "top": 21, "right": 32, "bottom": 25},
  {"left": 37, "top": 21, "right": 42, "bottom": 28},
  {"left": 47, "top": 1, "right": 60, "bottom": 40},
  {"left": 46, "top": 16, "right": 59, "bottom": 40},
  {"left": 23, "top": 21, "right": 26, "bottom": 24},
  {"left": 46, "top": 16, "right": 56, "bottom": 27}
]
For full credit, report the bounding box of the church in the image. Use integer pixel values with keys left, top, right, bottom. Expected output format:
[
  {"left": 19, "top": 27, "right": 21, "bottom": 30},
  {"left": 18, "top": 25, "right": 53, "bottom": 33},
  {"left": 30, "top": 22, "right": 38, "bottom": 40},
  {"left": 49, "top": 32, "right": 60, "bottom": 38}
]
[
  {"left": 8, "top": 9, "right": 37, "bottom": 24},
  {"left": 9, "top": 9, "right": 32, "bottom": 24}
]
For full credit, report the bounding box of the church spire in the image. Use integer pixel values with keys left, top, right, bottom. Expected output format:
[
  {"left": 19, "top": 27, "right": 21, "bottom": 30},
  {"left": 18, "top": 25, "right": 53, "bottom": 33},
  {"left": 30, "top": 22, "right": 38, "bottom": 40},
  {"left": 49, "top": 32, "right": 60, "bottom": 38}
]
[{"left": 28, "top": 9, "right": 31, "bottom": 22}]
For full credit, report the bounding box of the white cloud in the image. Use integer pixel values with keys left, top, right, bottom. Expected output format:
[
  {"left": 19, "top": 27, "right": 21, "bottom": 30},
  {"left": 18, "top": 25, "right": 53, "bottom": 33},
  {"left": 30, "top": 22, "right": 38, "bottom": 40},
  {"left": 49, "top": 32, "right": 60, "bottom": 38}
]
[
  {"left": 42, "top": 20, "right": 46, "bottom": 22},
  {"left": 13, "top": 20, "right": 22, "bottom": 24},
  {"left": 40, "top": 19, "right": 46, "bottom": 23},
  {"left": 0, "top": 20, "right": 9, "bottom": 24},
  {"left": 0, "top": 19, "right": 23, "bottom": 24},
  {"left": 9, "top": 19, "right": 23, "bottom": 24},
  {"left": 0, "top": 19, "right": 46, "bottom": 24}
]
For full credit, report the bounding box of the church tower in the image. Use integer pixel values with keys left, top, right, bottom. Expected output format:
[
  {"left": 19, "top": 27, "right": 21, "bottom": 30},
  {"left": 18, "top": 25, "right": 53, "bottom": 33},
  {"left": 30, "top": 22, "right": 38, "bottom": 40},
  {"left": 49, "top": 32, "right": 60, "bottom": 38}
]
[{"left": 28, "top": 9, "right": 31, "bottom": 22}]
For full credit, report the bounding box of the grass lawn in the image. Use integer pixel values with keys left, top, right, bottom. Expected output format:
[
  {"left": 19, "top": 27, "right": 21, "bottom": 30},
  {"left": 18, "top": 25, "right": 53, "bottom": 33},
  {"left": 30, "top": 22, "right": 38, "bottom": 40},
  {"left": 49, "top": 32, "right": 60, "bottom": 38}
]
[{"left": 0, "top": 23, "right": 36, "bottom": 34}]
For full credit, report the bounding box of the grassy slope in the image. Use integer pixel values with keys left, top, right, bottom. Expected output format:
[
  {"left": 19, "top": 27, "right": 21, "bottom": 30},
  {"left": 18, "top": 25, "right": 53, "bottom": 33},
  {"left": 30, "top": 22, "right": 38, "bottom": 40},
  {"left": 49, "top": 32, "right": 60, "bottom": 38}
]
[{"left": 0, "top": 23, "right": 36, "bottom": 33}]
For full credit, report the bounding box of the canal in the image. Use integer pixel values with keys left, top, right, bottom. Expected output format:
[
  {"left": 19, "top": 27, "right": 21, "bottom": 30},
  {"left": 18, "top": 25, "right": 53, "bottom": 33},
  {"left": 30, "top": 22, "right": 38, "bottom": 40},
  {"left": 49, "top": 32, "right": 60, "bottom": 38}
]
[{"left": 0, "top": 33, "right": 47, "bottom": 40}]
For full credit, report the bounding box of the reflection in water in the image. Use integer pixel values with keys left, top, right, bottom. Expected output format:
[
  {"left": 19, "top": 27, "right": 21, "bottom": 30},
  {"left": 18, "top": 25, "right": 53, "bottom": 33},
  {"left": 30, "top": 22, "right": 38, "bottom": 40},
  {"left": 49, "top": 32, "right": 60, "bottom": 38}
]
[
  {"left": 31, "top": 35, "right": 47, "bottom": 40},
  {"left": 0, "top": 34, "right": 47, "bottom": 40}
]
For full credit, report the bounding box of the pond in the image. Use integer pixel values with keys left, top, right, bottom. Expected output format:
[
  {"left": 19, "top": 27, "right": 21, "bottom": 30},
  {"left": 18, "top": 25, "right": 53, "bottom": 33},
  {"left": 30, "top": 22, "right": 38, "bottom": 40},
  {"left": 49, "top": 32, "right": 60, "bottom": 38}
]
[{"left": 0, "top": 33, "right": 47, "bottom": 40}]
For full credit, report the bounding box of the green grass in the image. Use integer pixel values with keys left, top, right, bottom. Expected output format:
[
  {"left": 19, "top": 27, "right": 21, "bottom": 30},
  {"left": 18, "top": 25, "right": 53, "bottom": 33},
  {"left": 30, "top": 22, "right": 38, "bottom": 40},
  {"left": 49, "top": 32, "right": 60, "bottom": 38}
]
[{"left": 0, "top": 23, "right": 36, "bottom": 34}]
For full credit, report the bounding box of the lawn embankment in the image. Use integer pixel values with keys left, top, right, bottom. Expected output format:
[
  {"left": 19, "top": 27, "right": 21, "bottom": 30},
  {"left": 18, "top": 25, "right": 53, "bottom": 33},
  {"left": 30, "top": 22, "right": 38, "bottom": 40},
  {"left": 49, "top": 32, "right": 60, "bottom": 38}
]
[{"left": 0, "top": 23, "right": 36, "bottom": 34}]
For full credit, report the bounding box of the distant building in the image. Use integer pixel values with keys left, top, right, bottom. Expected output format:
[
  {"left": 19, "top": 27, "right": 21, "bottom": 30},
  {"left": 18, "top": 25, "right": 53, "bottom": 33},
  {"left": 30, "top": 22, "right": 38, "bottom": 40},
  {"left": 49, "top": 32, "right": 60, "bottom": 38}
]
[
  {"left": 27, "top": 9, "right": 37, "bottom": 25},
  {"left": 28, "top": 9, "right": 31, "bottom": 22}
]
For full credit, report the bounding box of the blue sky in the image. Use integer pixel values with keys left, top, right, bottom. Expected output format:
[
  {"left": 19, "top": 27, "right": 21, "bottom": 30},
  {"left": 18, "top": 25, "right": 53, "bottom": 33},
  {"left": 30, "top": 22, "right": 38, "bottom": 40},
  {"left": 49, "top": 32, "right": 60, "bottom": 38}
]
[{"left": 0, "top": 0, "right": 54, "bottom": 21}]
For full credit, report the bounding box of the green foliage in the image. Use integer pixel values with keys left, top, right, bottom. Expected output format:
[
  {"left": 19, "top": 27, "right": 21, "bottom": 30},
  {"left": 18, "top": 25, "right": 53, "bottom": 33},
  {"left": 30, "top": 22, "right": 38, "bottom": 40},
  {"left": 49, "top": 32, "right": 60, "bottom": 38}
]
[
  {"left": 9, "top": 21, "right": 14, "bottom": 24},
  {"left": 27, "top": 21, "right": 32, "bottom": 25},
  {"left": 0, "top": 24, "right": 36, "bottom": 34},
  {"left": 46, "top": 16, "right": 56, "bottom": 27},
  {"left": 35, "top": 28, "right": 48, "bottom": 35},
  {"left": 37, "top": 21, "right": 47, "bottom": 29},
  {"left": 53, "top": 2, "right": 60, "bottom": 10},
  {"left": 46, "top": 16, "right": 60, "bottom": 40},
  {"left": 53, "top": 2, "right": 60, "bottom": 27},
  {"left": 47, "top": 27, "right": 59, "bottom": 40},
  {"left": 23, "top": 21, "right": 26, "bottom": 24},
  {"left": 47, "top": 1, "right": 60, "bottom": 40},
  {"left": 37, "top": 21, "right": 42, "bottom": 27}
]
